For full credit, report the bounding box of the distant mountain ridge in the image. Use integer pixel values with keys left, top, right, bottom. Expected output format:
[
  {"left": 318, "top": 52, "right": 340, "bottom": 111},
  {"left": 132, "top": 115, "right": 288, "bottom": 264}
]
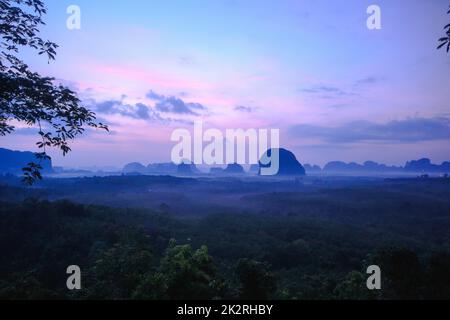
[
  {"left": 404, "top": 158, "right": 450, "bottom": 173},
  {"left": 224, "top": 163, "right": 245, "bottom": 174},
  {"left": 120, "top": 153, "right": 450, "bottom": 177},
  {"left": 304, "top": 158, "right": 450, "bottom": 174},
  {"left": 3, "top": 147, "right": 446, "bottom": 178},
  {"left": 122, "top": 161, "right": 198, "bottom": 176},
  {"left": 323, "top": 161, "right": 402, "bottom": 173},
  {"left": 0, "top": 148, "right": 52, "bottom": 174},
  {"left": 123, "top": 162, "right": 180, "bottom": 175},
  {"left": 176, "top": 161, "right": 199, "bottom": 175}
]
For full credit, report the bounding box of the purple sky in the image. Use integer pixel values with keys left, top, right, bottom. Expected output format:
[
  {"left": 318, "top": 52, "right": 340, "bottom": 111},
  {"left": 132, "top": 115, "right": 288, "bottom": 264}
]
[{"left": 3, "top": 0, "right": 450, "bottom": 168}]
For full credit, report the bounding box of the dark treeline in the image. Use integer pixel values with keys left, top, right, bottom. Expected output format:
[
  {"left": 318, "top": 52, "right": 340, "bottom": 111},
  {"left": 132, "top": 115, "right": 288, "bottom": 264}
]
[{"left": 1, "top": 194, "right": 450, "bottom": 300}]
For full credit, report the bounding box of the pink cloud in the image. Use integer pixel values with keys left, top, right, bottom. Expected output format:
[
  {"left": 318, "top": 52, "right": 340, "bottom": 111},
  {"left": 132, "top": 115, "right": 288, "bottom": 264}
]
[{"left": 93, "top": 65, "right": 213, "bottom": 92}]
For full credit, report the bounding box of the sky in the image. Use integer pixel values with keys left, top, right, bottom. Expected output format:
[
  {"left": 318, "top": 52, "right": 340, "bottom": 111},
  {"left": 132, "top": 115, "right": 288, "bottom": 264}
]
[{"left": 3, "top": 0, "right": 450, "bottom": 168}]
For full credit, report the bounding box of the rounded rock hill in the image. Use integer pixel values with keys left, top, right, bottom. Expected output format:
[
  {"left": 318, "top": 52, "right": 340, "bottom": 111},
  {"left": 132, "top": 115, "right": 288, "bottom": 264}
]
[{"left": 259, "top": 148, "right": 306, "bottom": 176}]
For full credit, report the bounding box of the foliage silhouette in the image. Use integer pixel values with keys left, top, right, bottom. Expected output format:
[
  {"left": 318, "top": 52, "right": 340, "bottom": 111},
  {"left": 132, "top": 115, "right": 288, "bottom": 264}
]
[
  {"left": 0, "top": 0, "right": 107, "bottom": 184},
  {"left": 437, "top": 5, "right": 450, "bottom": 52}
]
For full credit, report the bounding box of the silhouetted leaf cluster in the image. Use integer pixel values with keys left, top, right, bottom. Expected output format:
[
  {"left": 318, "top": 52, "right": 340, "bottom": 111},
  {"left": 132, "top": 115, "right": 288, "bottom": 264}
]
[
  {"left": 437, "top": 5, "right": 450, "bottom": 52},
  {"left": 0, "top": 0, "right": 108, "bottom": 185}
]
